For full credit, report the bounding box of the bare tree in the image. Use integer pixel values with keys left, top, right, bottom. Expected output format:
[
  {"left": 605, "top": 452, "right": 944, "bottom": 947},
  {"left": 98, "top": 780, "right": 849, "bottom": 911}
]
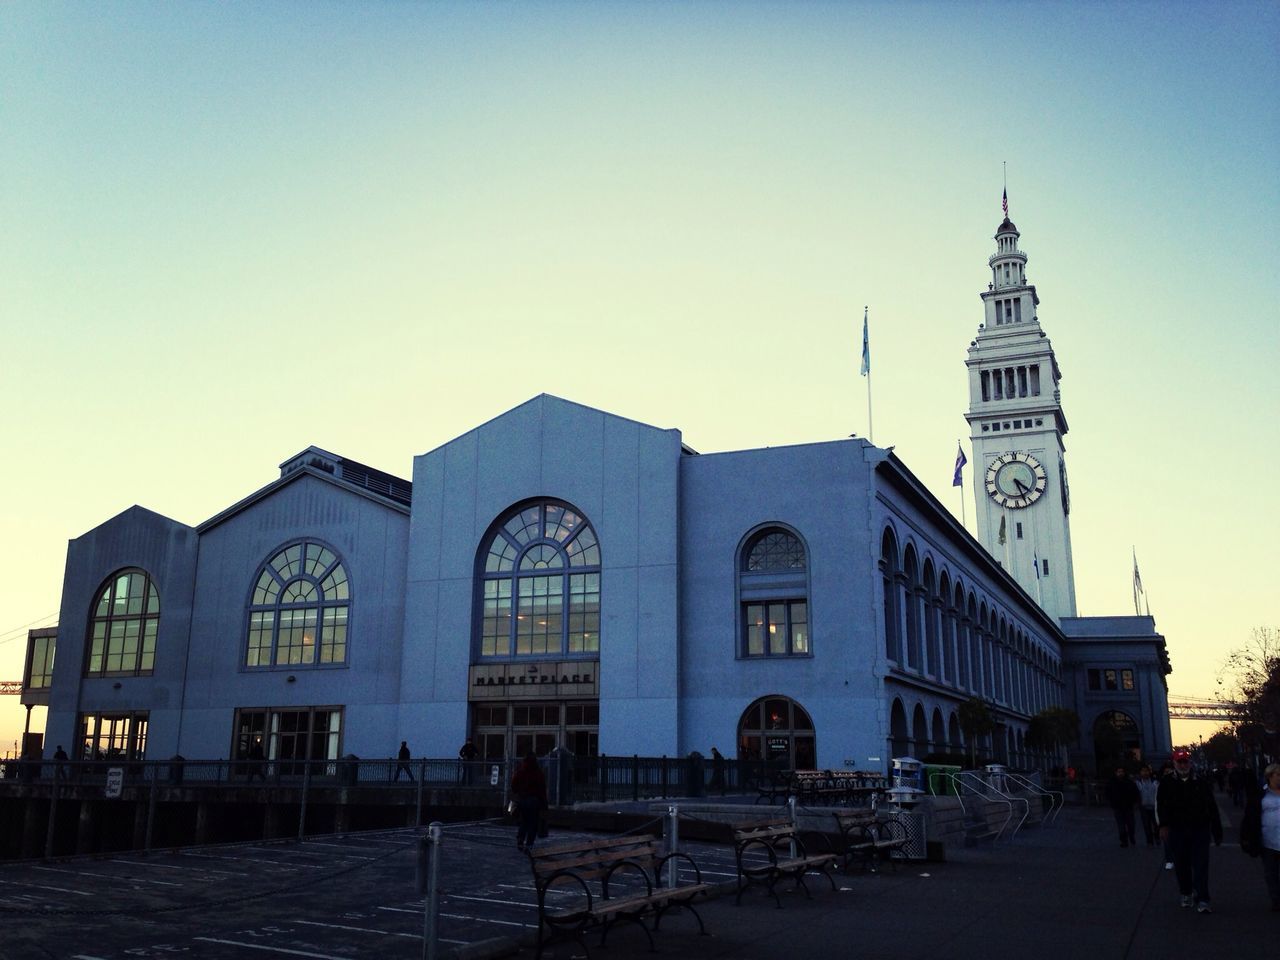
[{"left": 1218, "top": 627, "right": 1279, "bottom": 758}]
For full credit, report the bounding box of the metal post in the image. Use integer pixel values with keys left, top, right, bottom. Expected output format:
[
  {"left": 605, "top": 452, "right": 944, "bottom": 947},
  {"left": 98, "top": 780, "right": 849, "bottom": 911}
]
[
  {"left": 298, "top": 761, "right": 311, "bottom": 842},
  {"left": 44, "top": 776, "right": 59, "bottom": 859},
  {"left": 632, "top": 755, "right": 639, "bottom": 802},
  {"left": 144, "top": 766, "right": 158, "bottom": 853},
  {"left": 666, "top": 805, "right": 678, "bottom": 888},
  {"left": 787, "top": 796, "right": 798, "bottom": 858},
  {"left": 422, "top": 821, "right": 443, "bottom": 960},
  {"left": 416, "top": 759, "right": 426, "bottom": 829}
]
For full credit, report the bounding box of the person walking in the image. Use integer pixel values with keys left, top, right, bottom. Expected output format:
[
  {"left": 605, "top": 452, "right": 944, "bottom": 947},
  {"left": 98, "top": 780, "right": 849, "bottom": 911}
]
[
  {"left": 52, "top": 745, "right": 69, "bottom": 781},
  {"left": 1105, "top": 765, "right": 1140, "bottom": 847},
  {"left": 1135, "top": 764, "right": 1159, "bottom": 846},
  {"left": 1157, "top": 747, "right": 1222, "bottom": 913},
  {"left": 458, "top": 738, "right": 479, "bottom": 784},
  {"left": 1240, "top": 762, "right": 1280, "bottom": 912},
  {"left": 511, "top": 751, "right": 547, "bottom": 853},
  {"left": 394, "top": 740, "right": 414, "bottom": 782}
]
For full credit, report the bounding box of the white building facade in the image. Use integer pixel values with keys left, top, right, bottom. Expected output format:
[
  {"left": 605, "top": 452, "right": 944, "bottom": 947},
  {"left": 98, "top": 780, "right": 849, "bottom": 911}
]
[{"left": 30, "top": 214, "right": 1172, "bottom": 776}]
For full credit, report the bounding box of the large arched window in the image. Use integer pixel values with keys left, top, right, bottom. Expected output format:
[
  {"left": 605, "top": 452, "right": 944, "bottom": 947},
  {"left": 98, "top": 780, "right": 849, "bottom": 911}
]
[
  {"left": 246, "top": 541, "right": 350, "bottom": 667},
  {"left": 86, "top": 569, "right": 159, "bottom": 676},
  {"left": 739, "top": 527, "right": 809, "bottom": 658},
  {"left": 880, "top": 529, "right": 900, "bottom": 662},
  {"left": 477, "top": 500, "right": 600, "bottom": 658}
]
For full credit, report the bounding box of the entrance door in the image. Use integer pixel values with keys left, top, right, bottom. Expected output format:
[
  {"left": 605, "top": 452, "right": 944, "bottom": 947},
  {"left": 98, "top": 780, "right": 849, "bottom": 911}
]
[{"left": 736, "top": 696, "right": 816, "bottom": 770}]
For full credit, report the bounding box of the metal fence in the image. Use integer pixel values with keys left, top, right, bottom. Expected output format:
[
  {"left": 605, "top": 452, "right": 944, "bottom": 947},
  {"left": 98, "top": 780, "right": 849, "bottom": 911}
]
[{"left": 0, "top": 752, "right": 783, "bottom": 802}]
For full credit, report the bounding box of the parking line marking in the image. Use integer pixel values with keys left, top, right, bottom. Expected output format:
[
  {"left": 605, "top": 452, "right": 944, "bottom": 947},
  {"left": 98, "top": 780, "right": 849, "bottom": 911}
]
[
  {"left": 292, "top": 919, "right": 417, "bottom": 939},
  {"left": 33, "top": 866, "right": 182, "bottom": 887},
  {"left": 439, "top": 913, "right": 536, "bottom": 928},
  {"left": 192, "top": 939, "right": 350, "bottom": 959},
  {"left": 0, "top": 878, "right": 92, "bottom": 897}
]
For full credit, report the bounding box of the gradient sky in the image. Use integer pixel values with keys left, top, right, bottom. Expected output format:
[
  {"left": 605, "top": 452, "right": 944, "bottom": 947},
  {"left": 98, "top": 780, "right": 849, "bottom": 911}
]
[{"left": 2, "top": 1, "right": 1276, "bottom": 755}]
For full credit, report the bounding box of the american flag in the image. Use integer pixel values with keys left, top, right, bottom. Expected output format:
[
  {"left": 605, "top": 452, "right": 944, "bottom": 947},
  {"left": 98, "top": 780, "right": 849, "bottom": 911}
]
[{"left": 1002, "top": 188, "right": 1009, "bottom": 217}]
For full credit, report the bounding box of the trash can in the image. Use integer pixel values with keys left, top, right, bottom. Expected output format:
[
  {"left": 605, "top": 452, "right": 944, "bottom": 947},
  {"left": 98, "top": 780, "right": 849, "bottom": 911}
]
[
  {"left": 891, "top": 756, "right": 922, "bottom": 790},
  {"left": 984, "top": 763, "right": 1007, "bottom": 793},
  {"left": 922, "top": 764, "right": 961, "bottom": 796}
]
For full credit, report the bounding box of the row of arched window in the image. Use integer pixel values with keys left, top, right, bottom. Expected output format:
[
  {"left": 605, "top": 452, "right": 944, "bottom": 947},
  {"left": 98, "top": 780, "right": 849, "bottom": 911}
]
[
  {"left": 888, "top": 697, "right": 1052, "bottom": 768},
  {"left": 880, "top": 527, "right": 1062, "bottom": 716}
]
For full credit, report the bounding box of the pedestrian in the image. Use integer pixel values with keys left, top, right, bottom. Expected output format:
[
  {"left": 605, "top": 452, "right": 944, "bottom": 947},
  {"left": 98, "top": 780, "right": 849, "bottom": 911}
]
[
  {"left": 1157, "top": 747, "right": 1222, "bottom": 913},
  {"left": 1135, "top": 764, "right": 1159, "bottom": 846},
  {"left": 511, "top": 751, "right": 547, "bottom": 853},
  {"left": 1228, "top": 764, "right": 1248, "bottom": 808},
  {"left": 1240, "top": 762, "right": 1280, "bottom": 912},
  {"left": 52, "top": 745, "right": 68, "bottom": 780},
  {"left": 247, "top": 738, "right": 266, "bottom": 782},
  {"left": 394, "top": 740, "right": 414, "bottom": 782},
  {"left": 1158, "top": 760, "right": 1175, "bottom": 869},
  {"left": 458, "top": 737, "right": 479, "bottom": 784},
  {"left": 1105, "top": 765, "right": 1140, "bottom": 847},
  {"left": 710, "top": 746, "right": 726, "bottom": 793}
]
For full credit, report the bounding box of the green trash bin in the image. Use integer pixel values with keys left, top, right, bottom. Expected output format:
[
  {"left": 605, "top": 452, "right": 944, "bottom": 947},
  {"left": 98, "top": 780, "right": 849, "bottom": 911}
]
[{"left": 923, "top": 764, "right": 960, "bottom": 796}]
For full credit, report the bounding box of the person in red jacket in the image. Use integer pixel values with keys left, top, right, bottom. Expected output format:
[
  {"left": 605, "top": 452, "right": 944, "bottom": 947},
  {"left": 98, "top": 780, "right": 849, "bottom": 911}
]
[
  {"left": 1157, "top": 748, "right": 1223, "bottom": 913},
  {"left": 511, "top": 752, "right": 547, "bottom": 852}
]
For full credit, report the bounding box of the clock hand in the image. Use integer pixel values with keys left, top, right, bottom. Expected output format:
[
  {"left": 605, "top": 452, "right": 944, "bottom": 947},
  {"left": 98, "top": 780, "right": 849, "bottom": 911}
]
[{"left": 1013, "top": 477, "right": 1029, "bottom": 495}]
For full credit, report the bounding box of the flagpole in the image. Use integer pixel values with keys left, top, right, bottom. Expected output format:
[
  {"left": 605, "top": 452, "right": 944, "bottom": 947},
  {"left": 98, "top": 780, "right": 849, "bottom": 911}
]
[
  {"left": 959, "top": 474, "right": 967, "bottom": 531},
  {"left": 862, "top": 306, "right": 874, "bottom": 443}
]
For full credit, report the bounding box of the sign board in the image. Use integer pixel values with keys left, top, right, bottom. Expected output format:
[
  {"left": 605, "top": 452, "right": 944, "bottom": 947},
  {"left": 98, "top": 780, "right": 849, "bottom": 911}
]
[
  {"left": 105, "top": 767, "right": 124, "bottom": 799},
  {"left": 490, "top": 764, "right": 500, "bottom": 787},
  {"left": 468, "top": 659, "right": 599, "bottom": 701}
]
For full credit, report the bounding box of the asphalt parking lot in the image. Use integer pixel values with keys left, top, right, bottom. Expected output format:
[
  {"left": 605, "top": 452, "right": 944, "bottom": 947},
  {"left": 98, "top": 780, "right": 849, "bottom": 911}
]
[{"left": 0, "top": 799, "right": 1273, "bottom": 960}]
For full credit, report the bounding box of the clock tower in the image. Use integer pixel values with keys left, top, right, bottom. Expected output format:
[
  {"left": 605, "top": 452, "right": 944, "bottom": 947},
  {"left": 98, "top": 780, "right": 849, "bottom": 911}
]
[{"left": 964, "top": 212, "right": 1078, "bottom": 620}]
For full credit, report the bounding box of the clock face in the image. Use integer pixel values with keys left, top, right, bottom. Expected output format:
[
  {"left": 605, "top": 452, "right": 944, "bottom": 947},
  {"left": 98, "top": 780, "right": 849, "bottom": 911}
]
[{"left": 985, "top": 452, "right": 1047, "bottom": 509}]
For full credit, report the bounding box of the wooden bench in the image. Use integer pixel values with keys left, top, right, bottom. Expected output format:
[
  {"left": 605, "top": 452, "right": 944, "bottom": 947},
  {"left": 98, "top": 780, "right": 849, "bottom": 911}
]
[
  {"left": 733, "top": 818, "right": 837, "bottom": 908},
  {"left": 528, "top": 833, "right": 713, "bottom": 959},
  {"left": 751, "top": 771, "right": 792, "bottom": 805},
  {"left": 831, "top": 810, "right": 909, "bottom": 873}
]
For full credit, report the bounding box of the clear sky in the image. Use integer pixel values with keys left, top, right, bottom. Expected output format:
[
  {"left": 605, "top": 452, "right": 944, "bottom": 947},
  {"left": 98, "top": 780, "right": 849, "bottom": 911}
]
[{"left": 2, "top": 1, "right": 1276, "bottom": 756}]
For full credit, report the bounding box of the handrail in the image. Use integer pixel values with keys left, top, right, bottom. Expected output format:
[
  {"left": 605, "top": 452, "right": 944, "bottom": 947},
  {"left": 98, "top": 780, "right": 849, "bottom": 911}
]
[
  {"left": 1004, "top": 771, "right": 1063, "bottom": 826},
  {"left": 948, "top": 770, "right": 1032, "bottom": 840}
]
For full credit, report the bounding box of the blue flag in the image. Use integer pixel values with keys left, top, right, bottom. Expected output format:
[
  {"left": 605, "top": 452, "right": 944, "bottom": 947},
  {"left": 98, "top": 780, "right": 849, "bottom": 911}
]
[
  {"left": 952, "top": 443, "right": 967, "bottom": 487},
  {"left": 860, "top": 308, "right": 869, "bottom": 377}
]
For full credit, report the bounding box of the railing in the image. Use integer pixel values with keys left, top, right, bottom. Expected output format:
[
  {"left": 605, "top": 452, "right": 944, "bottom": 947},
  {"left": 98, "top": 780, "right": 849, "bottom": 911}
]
[
  {"left": 1004, "top": 770, "right": 1063, "bottom": 826},
  {"left": 0, "top": 753, "right": 780, "bottom": 804},
  {"left": 945, "top": 769, "right": 1030, "bottom": 840}
]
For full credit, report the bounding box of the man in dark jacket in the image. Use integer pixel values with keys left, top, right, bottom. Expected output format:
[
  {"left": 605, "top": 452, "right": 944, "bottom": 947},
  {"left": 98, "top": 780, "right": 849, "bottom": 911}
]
[
  {"left": 1104, "top": 765, "right": 1140, "bottom": 847},
  {"left": 1157, "top": 748, "right": 1223, "bottom": 914}
]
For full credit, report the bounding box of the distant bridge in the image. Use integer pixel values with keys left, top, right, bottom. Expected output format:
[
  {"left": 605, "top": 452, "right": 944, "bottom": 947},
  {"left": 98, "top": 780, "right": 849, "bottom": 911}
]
[{"left": 1167, "top": 695, "right": 1246, "bottom": 722}]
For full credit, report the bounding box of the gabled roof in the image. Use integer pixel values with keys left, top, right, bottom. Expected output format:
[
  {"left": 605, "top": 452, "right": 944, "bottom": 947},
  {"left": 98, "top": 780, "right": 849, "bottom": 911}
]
[{"left": 197, "top": 449, "right": 411, "bottom": 534}]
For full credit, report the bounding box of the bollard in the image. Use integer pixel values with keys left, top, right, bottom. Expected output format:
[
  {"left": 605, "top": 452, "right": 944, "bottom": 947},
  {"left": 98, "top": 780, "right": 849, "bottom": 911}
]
[
  {"left": 421, "top": 821, "right": 443, "bottom": 960},
  {"left": 145, "top": 768, "right": 158, "bottom": 853},
  {"left": 787, "top": 796, "right": 798, "bottom": 859},
  {"left": 416, "top": 760, "right": 426, "bottom": 829},
  {"left": 298, "top": 762, "right": 312, "bottom": 842},
  {"left": 666, "top": 805, "right": 679, "bottom": 889},
  {"left": 44, "top": 777, "right": 59, "bottom": 859}
]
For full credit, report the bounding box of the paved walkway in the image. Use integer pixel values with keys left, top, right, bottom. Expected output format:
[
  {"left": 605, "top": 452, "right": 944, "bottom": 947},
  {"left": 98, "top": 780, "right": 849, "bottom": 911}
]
[{"left": 0, "top": 797, "right": 1273, "bottom": 959}]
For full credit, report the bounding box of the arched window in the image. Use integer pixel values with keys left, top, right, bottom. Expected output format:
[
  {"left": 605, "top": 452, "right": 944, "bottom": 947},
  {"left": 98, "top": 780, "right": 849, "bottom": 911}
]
[
  {"left": 923, "top": 560, "right": 940, "bottom": 677},
  {"left": 737, "top": 695, "right": 816, "bottom": 769},
  {"left": 880, "top": 529, "right": 900, "bottom": 662},
  {"left": 889, "top": 698, "right": 909, "bottom": 758},
  {"left": 477, "top": 500, "right": 601, "bottom": 658},
  {"left": 246, "top": 541, "right": 350, "bottom": 667},
  {"left": 740, "top": 527, "right": 809, "bottom": 658},
  {"left": 86, "top": 569, "right": 159, "bottom": 676},
  {"left": 903, "top": 547, "right": 921, "bottom": 670}
]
